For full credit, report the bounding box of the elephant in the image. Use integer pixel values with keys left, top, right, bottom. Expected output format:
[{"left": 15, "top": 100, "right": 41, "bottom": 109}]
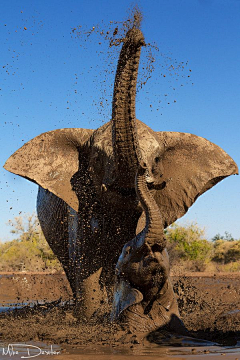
[
  {"left": 111, "top": 165, "right": 185, "bottom": 333},
  {"left": 4, "top": 25, "right": 238, "bottom": 325}
]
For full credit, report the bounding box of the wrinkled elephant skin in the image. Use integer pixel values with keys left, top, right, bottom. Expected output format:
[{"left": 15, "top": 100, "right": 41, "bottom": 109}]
[{"left": 111, "top": 167, "right": 186, "bottom": 332}]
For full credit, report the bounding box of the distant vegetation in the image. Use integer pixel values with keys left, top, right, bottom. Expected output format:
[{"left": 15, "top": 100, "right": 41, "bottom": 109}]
[
  {"left": 0, "top": 214, "right": 239, "bottom": 273},
  {"left": 0, "top": 214, "right": 62, "bottom": 272},
  {"left": 166, "top": 223, "right": 240, "bottom": 273}
]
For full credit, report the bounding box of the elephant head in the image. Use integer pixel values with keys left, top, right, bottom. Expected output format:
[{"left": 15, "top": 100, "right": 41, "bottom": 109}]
[{"left": 4, "top": 24, "right": 238, "bottom": 322}]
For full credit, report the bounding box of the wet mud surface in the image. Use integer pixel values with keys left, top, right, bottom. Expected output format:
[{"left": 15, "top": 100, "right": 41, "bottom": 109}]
[{"left": 0, "top": 273, "right": 239, "bottom": 358}]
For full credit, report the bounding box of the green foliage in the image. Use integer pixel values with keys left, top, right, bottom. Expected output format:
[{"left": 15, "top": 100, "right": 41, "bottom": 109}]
[
  {"left": 0, "top": 214, "right": 63, "bottom": 272},
  {"left": 212, "top": 231, "right": 235, "bottom": 242},
  {"left": 167, "top": 222, "right": 240, "bottom": 272},
  {"left": 166, "top": 223, "right": 213, "bottom": 262}
]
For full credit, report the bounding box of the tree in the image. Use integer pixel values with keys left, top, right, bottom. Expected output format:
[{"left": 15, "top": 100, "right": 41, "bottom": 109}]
[
  {"left": 166, "top": 223, "right": 213, "bottom": 271},
  {"left": 212, "top": 231, "right": 234, "bottom": 242},
  {"left": 8, "top": 213, "right": 41, "bottom": 242},
  {"left": 0, "top": 213, "right": 62, "bottom": 272}
]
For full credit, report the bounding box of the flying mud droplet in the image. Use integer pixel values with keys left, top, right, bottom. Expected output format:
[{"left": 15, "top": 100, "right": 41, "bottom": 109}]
[{"left": 71, "top": 6, "right": 192, "bottom": 125}]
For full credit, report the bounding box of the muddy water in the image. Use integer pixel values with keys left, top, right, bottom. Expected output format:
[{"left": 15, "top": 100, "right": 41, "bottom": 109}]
[
  {"left": 0, "top": 273, "right": 239, "bottom": 359},
  {"left": 0, "top": 342, "right": 240, "bottom": 360}
]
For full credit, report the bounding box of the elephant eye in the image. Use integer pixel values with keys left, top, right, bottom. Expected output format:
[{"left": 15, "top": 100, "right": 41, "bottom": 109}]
[
  {"left": 155, "top": 156, "right": 160, "bottom": 163},
  {"left": 125, "top": 246, "right": 131, "bottom": 256}
]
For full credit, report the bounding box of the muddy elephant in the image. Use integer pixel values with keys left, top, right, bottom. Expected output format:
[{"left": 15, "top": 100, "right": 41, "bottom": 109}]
[
  {"left": 111, "top": 165, "right": 185, "bottom": 333},
  {"left": 4, "top": 27, "right": 238, "bottom": 323}
]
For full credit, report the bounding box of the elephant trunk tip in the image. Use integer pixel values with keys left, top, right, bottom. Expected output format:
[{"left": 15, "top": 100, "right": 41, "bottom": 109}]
[{"left": 125, "top": 27, "right": 145, "bottom": 47}]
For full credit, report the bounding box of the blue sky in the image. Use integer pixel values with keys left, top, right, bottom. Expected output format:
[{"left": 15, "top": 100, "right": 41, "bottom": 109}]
[{"left": 1, "top": 0, "right": 239, "bottom": 241}]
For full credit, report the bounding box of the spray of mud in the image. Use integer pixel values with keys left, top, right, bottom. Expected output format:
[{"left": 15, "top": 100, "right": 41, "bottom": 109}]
[{"left": 70, "top": 6, "right": 193, "bottom": 124}]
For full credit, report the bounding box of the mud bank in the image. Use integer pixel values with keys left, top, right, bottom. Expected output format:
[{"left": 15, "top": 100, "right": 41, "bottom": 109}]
[{"left": 0, "top": 273, "right": 239, "bottom": 350}]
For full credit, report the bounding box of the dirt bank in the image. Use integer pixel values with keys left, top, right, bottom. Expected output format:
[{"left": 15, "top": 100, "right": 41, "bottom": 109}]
[{"left": 0, "top": 273, "right": 239, "bottom": 348}]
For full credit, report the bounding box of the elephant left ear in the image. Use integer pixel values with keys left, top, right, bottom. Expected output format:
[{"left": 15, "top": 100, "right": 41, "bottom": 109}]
[
  {"left": 111, "top": 278, "right": 143, "bottom": 321},
  {"left": 154, "top": 132, "right": 238, "bottom": 228},
  {"left": 4, "top": 128, "right": 93, "bottom": 211}
]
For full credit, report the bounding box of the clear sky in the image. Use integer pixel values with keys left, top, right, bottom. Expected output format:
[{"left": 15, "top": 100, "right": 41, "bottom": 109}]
[{"left": 1, "top": 0, "right": 239, "bottom": 241}]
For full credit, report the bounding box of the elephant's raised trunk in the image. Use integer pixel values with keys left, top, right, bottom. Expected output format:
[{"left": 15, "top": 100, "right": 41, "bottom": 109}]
[
  {"left": 112, "top": 27, "right": 145, "bottom": 187},
  {"left": 136, "top": 166, "right": 166, "bottom": 250}
]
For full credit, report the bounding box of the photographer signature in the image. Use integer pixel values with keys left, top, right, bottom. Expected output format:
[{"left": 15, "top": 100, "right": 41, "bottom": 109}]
[{"left": 2, "top": 344, "right": 60, "bottom": 358}]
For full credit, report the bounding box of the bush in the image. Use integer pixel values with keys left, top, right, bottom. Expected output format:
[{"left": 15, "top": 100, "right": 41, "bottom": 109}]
[
  {"left": 166, "top": 223, "right": 213, "bottom": 263},
  {"left": 0, "top": 214, "right": 63, "bottom": 272},
  {"left": 212, "top": 239, "right": 240, "bottom": 264}
]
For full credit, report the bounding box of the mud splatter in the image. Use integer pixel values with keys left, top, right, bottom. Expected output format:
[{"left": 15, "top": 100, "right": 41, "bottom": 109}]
[
  {"left": 70, "top": 6, "right": 192, "bottom": 122},
  {"left": 0, "top": 273, "right": 239, "bottom": 347}
]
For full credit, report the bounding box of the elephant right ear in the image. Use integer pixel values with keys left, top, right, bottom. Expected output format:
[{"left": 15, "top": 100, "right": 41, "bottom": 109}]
[
  {"left": 154, "top": 131, "right": 238, "bottom": 228},
  {"left": 4, "top": 128, "right": 94, "bottom": 211},
  {"left": 111, "top": 278, "right": 143, "bottom": 321}
]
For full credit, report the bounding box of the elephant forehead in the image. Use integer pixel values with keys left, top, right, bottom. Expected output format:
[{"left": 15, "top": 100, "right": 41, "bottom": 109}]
[
  {"left": 136, "top": 121, "right": 163, "bottom": 154},
  {"left": 91, "top": 122, "right": 113, "bottom": 156},
  {"left": 91, "top": 120, "right": 161, "bottom": 157},
  {"left": 138, "top": 134, "right": 161, "bottom": 155}
]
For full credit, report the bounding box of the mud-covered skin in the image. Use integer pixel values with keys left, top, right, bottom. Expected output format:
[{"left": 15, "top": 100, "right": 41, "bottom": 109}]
[
  {"left": 4, "top": 21, "right": 238, "bottom": 325},
  {"left": 112, "top": 27, "right": 145, "bottom": 185},
  {"left": 112, "top": 167, "right": 183, "bottom": 332}
]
